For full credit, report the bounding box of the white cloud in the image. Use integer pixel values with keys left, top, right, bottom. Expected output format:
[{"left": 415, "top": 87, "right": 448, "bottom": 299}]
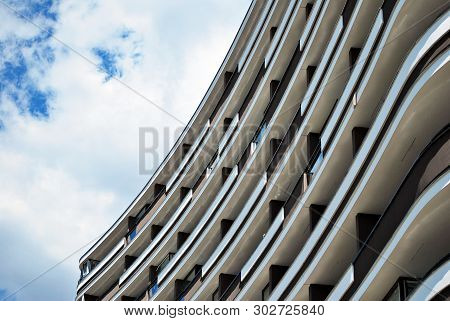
[
  {"left": 0, "top": 4, "right": 50, "bottom": 40},
  {"left": 0, "top": 0, "right": 250, "bottom": 300}
]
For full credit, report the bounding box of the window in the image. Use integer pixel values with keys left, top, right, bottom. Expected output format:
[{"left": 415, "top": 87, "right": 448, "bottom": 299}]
[
  {"left": 310, "top": 152, "right": 323, "bottom": 175},
  {"left": 128, "top": 229, "right": 137, "bottom": 242},
  {"left": 185, "top": 265, "right": 202, "bottom": 282},
  {"left": 81, "top": 262, "right": 89, "bottom": 278},
  {"left": 148, "top": 282, "right": 159, "bottom": 300},
  {"left": 253, "top": 122, "right": 267, "bottom": 145},
  {"left": 80, "top": 259, "right": 99, "bottom": 280},
  {"left": 157, "top": 253, "right": 175, "bottom": 275}
]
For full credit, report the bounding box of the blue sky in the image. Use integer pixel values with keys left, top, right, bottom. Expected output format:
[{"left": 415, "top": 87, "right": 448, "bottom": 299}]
[{"left": 0, "top": 0, "right": 250, "bottom": 300}]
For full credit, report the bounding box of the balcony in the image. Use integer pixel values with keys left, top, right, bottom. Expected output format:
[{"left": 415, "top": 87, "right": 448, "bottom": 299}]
[
  {"left": 261, "top": 265, "right": 289, "bottom": 300},
  {"left": 154, "top": 166, "right": 238, "bottom": 292},
  {"left": 157, "top": 252, "right": 175, "bottom": 276},
  {"left": 78, "top": 259, "right": 100, "bottom": 284},
  {"left": 241, "top": 208, "right": 284, "bottom": 282},
  {"left": 201, "top": 173, "right": 267, "bottom": 279},
  {"left": 141, "top": 252, "right": 176, "bottom": 300},
  {"left": 118, "top": 190, "right": 193, "bottom": 286},
  {"left": 77, "top": 239, "right": 124, "bottom": 290},
  {"left": 408, "top": 255, "right": 450, "bottom": 301},
  {"left": 125, "top": 187, "right": 166, "bottom": 244},
  {"left": 175, "top": 265, "right": 203, "bottom": 301},
  {"left": 166, "top": 121, "right": 210, "bottom": 192},
  {"left": 211, "top": 274, "right": 238, "bottom": 301},
  {"left": 344, "top": 127, "right": 450, "bottom": 300}
]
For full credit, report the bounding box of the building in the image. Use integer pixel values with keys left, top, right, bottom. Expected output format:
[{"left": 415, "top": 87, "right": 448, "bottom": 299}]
[{"left": 76, "top": 0, "right": 450, "bottom": 301}]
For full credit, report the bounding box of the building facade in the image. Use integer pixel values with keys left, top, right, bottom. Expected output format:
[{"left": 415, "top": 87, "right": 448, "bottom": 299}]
[{"left": 76, "top": 0, "right": 450, "bottom": 301}]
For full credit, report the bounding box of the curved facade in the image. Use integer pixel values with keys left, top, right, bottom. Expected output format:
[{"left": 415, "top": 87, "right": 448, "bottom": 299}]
[{"left": 76, "top": 0, "right": 450, "bottom": 301}]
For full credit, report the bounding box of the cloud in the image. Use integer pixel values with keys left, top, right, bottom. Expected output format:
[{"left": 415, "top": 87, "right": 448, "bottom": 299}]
[
  {"left": 0, "top": 20, "right": 55, "bottom": 119},
  {"left": 92, "top": 47, "right": 123, "bottom": 81},
  {"left": 0, "top": 0, "right": 251, "bottom": 300}
]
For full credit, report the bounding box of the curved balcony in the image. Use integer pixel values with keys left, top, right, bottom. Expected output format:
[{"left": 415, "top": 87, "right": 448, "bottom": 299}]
[
  {"left": 78, "top": 0, "right": 449, "bottom": 302},
  {"left": 109, "top": 2, "right": 301, "bottom": 301},
  {"left": 345, "top": 128, "right": 450, "bottom": 300},
  {"left": 151, "top": 6, "right": 307, "bottom": 298},
  {"left": 352, "top": 169, "right": 449, "bottom": 300},
  {"left": 238, "top": 0, "right": 276, "bottom": 72},
  {"left": 231, "top": 0, "right": 381, "bottom": 301},
  {"left": 283, "top": 17, "right": 450, "bottom": 300},
  {"left": 156, "top": 166, "right": 239, "bottom": 288},
  {"left": 408, "top": 255, "right": 450, "bottom": 301},
  {"left": 109, "top": 0, "right": 318, "bottom": 300},
  {"left": 240, "top": 208, "right": 285, "bottom": 282},
  {"left": 191, "top": 0, "right": 349, "bottom": 301},
  {"left": 236, "top": 0, "right": 448, "bottom": 301}
]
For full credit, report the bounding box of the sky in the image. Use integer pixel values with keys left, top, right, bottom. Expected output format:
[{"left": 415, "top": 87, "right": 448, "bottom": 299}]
[{"left": 0, "top": 0, "right": 251, "bottom": 300}]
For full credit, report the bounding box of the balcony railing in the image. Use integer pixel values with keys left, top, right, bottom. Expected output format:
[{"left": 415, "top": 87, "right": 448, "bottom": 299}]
[
  {"left": 201, "top": 173, "right": 267, "bottom": 279},
  {"left": 239, "top": 63, "right": 267, "bottom": 118},
  {"left": 284, "top": 172, "right": 312, "bottom": 218},
  {"left": 219, "top": 275, "right": 241, "bottom": 301},
  {"left": 238, "top": 0, "right": 275, "bottom": 71},
  {"left": 77, "top": 239, "right": 124, "bottom": 289},
  {"left": 125, "top": 187, "right": 165, "bottom": 244},
  {"left": 240, "top": 209, "right": 284, "bottom": 282},
  {"left": 218, "top": 113, "right": 239, "bottom": 156},
  {"left": 175, "top": 265, "right": 203, "bottom": 301},
  {"left": 166, "top": 120, "right": 210, "bottom": 192},
  {"left": 79, "top": 186, "right": 166, "bottom": 287},
  {"left": 210, "top": 67, "right": 240, "bottom": 123},
  {"left": 145, "top": 252, "right": 176, "bottom": 299},
  {"left": 344, "top": 127, "right": 450, "bottom": 300},
  {"left": 158, "top": 253, "right": 175, "bottom": 275},
  {"left": 264, "top": 0, "right": 297, "bottom": 67},
  {"left": 119, "top": 191, "right": 192, "bottom": 286},
  {"left": 266, "top": 106, "right": 303, "bottom": 178},
  {"left": 342, "top": 0, "right": 357, "bottom": 27},
  {"left": 408, "top": 254, "right": 450, "bottom": 301}
]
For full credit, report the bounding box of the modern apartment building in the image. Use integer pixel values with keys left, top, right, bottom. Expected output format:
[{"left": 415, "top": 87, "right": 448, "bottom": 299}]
[{"left": 76, "top": 0, "right": 450, "bottom": 301}]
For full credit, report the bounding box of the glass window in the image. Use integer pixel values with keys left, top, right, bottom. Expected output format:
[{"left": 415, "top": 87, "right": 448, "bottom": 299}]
[
  {"left": 157, "top": 253, "right": 174, "bottom": 274},
  {"left": 81, "top": 262, "right": 89, "bottom": 277},
  {"left": 254, "top": 122, "right": 267, "bottom": 145},
  {"left": 149, "top": 283, "right": 159, "bottom": 299},
  {"left": 310, "top": 152, "right": 323, "bottom": 175},
  {"left": 80, "top": 259, "right": 99, "bottom": 279},
  {"left": 129, "top": 229, "right": 137, "bottom": 242}
]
